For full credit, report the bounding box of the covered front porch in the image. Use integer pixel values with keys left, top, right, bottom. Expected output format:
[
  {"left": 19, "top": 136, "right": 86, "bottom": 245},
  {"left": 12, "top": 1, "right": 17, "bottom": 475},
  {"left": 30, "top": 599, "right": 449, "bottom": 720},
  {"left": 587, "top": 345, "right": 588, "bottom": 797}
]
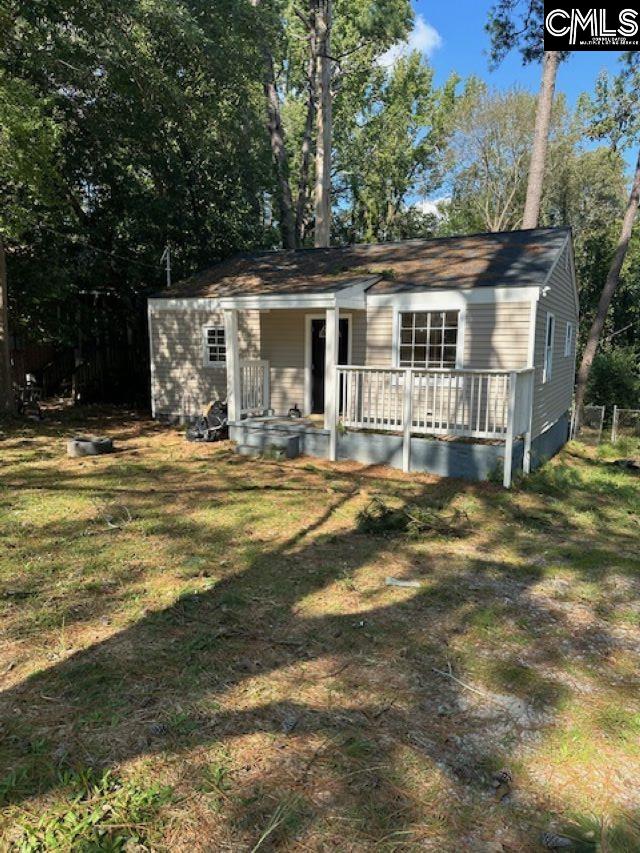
[{"left": 222, "top": 296, "right": 535, "bottom": 488}]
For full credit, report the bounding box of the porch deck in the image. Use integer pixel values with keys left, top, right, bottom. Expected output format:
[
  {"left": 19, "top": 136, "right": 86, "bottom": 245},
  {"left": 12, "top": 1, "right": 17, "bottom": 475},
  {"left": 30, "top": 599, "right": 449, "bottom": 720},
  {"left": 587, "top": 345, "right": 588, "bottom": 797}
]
[
  {"left": 235, "top": 357, "right": 535, "bottom": 486},
  {"left": 228, "top": 414, "right": 529, "bottom": 482}
]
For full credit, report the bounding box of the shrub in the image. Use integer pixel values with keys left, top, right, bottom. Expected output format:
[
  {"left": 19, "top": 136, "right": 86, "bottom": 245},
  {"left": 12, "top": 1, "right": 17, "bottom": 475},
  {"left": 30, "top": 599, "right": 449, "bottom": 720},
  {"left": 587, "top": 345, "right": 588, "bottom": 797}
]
[{"left": 587, "top": 346, "right": 640, "bottom": 412}]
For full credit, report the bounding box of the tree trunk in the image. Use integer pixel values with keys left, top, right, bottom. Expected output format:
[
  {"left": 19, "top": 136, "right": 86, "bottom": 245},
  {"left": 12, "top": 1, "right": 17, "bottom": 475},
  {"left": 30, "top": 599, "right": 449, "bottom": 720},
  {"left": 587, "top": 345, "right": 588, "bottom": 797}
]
[
  {"left": 522, "top": 50, "right": 559, "bottom": 230},
  {"left": 262, "top": 49, "right": 296, "bottom": 251},
  {"left": 295, "top": 13, "right": 317, "bottom": 246},
  {"left": 0, "top": 238, "right": 13, "bottom": 412},
  {"left": 574, "top": 148, "right": 640, "bottom": 429},
  {"left": 314, "top": 0, "right": 332, "bottom": 248},
  {"left": 251, "top": 0, "right": 296, "bottom": 251}
]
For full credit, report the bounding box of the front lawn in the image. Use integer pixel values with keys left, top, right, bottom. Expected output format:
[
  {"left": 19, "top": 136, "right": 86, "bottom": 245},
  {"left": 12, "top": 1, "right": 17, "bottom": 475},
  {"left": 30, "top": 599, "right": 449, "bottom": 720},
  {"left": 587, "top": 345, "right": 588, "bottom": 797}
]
[{"left": 1, "top": 408, "right": 639, "bottom": 851}]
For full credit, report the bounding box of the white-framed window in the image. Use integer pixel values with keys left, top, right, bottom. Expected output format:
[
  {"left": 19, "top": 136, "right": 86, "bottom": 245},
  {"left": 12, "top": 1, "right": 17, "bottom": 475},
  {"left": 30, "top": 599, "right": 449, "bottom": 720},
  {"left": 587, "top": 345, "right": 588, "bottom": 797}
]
[
  {"left": 397, "top": 311, "right": 459, "bottom": 369},
  {"left": 203, "top": 326, "right": 226, "bottom": 366},
  {"left": 543, "top": 312, "right": 555, "bottom": 383},
  {"left": 564, "top": 321, "right": 574, "bottom": 357}
]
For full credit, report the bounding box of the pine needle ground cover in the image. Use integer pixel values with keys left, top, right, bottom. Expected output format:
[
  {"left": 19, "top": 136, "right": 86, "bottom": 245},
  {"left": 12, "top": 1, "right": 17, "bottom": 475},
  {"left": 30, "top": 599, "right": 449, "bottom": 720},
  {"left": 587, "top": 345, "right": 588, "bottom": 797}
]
[{"left": 1, "top": 407, "right": 639, "bottom": 851}]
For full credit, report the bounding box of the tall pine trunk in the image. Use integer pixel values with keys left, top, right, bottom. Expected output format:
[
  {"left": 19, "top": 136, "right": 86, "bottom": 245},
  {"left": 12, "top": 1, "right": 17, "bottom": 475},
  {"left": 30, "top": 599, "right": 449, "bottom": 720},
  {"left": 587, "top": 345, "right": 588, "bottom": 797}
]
[
  {"left": 295, "top": 13, "right": 317, "bottom": 246},
  {"left": 251, "top": 0, "right": 296, "bottom": 251},
  {"left": 314, "top": 0, "right": 332, "bottom": 248},
  {"left": 574, "top": 148, "right": 640, "bottom": 429},
  {"left": 522, "top": 50, "right": 559, "bottom": 230},
  {"left": 0, "top": 238, "right": 13, "bottom": 412},
  {"left": 262, "top": 49, "right": 296, "bottom": 250}
]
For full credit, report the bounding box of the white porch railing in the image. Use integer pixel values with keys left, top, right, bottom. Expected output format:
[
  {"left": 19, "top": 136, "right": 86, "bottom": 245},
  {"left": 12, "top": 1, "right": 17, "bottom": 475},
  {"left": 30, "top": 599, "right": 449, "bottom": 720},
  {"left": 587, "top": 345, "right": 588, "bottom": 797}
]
[
  {"left": 240, "top": 359, "right": 270, "bottom": 415},
  {"left": 336, "top": 366, "right": 534, "bottom": 486}
]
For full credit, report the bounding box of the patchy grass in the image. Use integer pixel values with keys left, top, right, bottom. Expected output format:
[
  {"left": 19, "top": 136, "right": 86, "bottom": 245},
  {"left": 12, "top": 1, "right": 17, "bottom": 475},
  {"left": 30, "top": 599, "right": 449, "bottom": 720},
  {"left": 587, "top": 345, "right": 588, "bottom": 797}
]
[{"left": 0, "top": 406, "right": 639, "bottom": 851}]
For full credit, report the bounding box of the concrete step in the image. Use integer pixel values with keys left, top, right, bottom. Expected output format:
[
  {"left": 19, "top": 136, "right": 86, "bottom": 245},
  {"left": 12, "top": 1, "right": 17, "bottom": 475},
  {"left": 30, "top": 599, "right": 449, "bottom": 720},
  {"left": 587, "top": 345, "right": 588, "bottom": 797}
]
[
  {"left": 235, "top": 433, "right": 300, "bottom": 459},
  {"left": 238, "top": 430, "right": 300, "bottom": 458}
]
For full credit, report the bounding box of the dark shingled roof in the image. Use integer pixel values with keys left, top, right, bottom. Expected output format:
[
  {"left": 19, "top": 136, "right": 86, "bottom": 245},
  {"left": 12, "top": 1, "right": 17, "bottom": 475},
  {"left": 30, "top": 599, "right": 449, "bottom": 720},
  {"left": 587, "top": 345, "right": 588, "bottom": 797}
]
[{"left": 157, "top": 227, "right": 570, "bottom": 299}]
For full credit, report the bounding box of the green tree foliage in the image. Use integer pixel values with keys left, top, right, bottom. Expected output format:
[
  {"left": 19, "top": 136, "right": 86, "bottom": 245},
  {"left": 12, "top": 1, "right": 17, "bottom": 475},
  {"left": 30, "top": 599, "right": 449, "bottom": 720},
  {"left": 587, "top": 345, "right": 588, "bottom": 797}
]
[
  {"left": 574, "top": 55, "right": 640, "bottom": 421},
  {"left": 439, "top": 85, "right": 574, "bottom": 234},
  {"left": 587, "top": 347, "right": 640, "bottom": 409},
  {"left": 486, "top": 0, "right": 545, "bottom": 65},
  {"left": 333, "top": 54, "right": 458, "bottom": 243},
  {"left": 278, "top": 0, "right": 418, "bottom": 244},
  {"left": 485, "top": 0, "right": 569, "bottom": 66},
  {"left": 1, "top": 0, "right": 274, "bottom": 350}
]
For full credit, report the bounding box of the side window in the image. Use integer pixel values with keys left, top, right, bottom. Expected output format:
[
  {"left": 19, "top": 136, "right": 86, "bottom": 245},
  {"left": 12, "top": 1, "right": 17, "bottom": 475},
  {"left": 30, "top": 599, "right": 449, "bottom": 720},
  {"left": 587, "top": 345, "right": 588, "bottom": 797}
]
[
  {"left": 203, "top": 326, "right": 226, "bottom": 366},
  {"left": 543, "top": 313, "right": 555, "bottom": 383},
  {"left": 564, "top": 321, "right": 574, "bottom": 357}
]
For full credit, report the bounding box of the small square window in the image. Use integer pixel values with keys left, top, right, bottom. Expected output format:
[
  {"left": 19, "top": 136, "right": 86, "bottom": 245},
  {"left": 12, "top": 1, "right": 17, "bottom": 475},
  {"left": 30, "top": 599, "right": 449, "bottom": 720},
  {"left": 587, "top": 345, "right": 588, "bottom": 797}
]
[{"left": 203, "top": 326, "right": 226, "bottom": 366}]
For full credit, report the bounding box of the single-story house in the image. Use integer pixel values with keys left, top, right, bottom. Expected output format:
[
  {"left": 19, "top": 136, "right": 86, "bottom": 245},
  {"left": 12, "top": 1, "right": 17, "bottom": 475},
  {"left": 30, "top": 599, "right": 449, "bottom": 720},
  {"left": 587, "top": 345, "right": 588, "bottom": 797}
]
[{"left": 147, "top": 226, "right": 578, "bottom": 486}]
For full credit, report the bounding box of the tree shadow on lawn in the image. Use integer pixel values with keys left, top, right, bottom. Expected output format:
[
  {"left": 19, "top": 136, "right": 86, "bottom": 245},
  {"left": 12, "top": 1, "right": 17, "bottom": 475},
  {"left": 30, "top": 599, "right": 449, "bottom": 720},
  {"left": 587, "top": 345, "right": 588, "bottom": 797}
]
[{"left": 1, "top": 452, "right": 638, "bottom": 847}]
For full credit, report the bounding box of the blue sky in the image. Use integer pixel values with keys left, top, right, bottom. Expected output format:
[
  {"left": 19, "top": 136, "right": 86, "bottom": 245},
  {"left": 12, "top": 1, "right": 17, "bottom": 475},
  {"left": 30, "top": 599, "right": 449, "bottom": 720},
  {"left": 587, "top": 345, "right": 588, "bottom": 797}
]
[
  {"left": 388, "top": 2, "right": 632, "bottom": 182},
  {"left": 412, "top": 0, "right": 623, "bottom": 102}
]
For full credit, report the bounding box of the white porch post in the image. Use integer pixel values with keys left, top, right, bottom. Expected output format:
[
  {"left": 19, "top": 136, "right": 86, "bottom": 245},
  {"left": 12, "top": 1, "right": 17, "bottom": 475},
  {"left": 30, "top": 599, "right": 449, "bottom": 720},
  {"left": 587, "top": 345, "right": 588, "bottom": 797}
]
[
  {"left": 503, "top": 370, "right": 517, "bottom": 488},
  {"left": 522, "top": 370, "right": 534, "bottom": 474},
  {"left": 325, "top": 306, "right": 339, "bottom": 460},
  {"left": 224, "top": 309, "right": 241, "bottom": 422},
  {"left": 402, "top": 368, "right": 413, "bottom": 473},
  {"left": 262, "top": 360, "right": 271, "bottom": 414}
]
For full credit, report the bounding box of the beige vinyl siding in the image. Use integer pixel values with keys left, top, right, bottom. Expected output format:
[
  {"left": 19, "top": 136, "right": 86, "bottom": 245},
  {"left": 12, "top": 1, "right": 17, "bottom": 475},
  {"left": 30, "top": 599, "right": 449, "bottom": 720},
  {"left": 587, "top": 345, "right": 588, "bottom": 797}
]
[
  {"left": 365, "top": 306, "right": 394, "bottom": 366},
  {"left": 350, "top": 310, "right": 367, "bottom": 365},
  {"left": 259, "top": 309, "right": 307, "bottom": 414},
  {"left": 531, "top": 242, "right": 578, "bottom": 437},
  {"left": 149, "top": 306, "right": 259, "bottom": 418},
  {"left": 463, "top": 302, "right": 531, "bottom": 369},
  {"left": 365, "top": 303, "right": 531, "bottom": 369},
  {"left": 260, "top": 309, "right": 364, "bottom": 414}
]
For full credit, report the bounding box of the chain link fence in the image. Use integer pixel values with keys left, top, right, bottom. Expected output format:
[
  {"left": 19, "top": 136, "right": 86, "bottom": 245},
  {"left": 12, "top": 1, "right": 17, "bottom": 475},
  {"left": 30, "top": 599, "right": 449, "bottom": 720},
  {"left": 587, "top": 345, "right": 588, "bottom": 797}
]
[
  {"left": 570, "top": 404, "right": 605, "bottom": 445},
  {"left": 611, "top": 406, "right": 640, "bottom": 443}
]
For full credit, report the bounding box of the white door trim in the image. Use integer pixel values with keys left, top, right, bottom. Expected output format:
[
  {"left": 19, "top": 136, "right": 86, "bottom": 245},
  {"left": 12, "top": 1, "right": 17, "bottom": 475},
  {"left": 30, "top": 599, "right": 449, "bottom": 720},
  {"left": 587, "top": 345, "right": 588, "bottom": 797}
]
[{"left": 304, "top": 312, "right": 352, "bottom": 415}]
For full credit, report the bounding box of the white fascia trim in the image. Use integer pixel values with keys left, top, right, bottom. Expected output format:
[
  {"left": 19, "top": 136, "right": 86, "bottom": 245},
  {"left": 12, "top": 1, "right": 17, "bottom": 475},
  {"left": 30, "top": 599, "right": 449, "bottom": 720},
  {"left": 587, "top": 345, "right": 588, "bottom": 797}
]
[
  {"left": 147, "top": 302, "right": 157, "bottom": 418},
  {"left": 218, "top": 277, "right": 374, "bottom": 311},
  {"left": 368, "top": 285, "right": 540, "bottom": 309},
  {"left": 220, "top": 293, "right": 335, "bottom": 310},
  {"left": 539, "top": 232, "right": 579, "bottom": 315},
  {"left": 540, "top": 233, "right": 569, "bottom": 289},
  {"left": 148, "top": 297, "right": 221, "bottom": 311},
  {"left": 527, "top": 289, "right": 540, "bottom": 369},
  {"left": 335, "top": 276, "right": 378, "bottom": 309}
]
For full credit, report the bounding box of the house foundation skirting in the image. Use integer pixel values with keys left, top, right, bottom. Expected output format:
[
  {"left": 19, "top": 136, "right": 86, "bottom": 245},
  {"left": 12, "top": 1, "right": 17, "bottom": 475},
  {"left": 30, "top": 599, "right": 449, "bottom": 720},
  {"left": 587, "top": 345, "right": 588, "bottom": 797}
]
[{"left": 229, "top": 411, "right": 570, "bottom": 483}]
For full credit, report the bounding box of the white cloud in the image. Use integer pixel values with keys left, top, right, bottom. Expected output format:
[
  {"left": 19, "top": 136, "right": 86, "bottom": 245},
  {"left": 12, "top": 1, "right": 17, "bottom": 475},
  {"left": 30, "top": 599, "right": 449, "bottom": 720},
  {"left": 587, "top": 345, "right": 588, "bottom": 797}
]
[
  {"left": 378, "top": 15, "right": 443, "bottom": 68},
  {"left": 413, "top": 197, "right": 450, "bottom": 219}
]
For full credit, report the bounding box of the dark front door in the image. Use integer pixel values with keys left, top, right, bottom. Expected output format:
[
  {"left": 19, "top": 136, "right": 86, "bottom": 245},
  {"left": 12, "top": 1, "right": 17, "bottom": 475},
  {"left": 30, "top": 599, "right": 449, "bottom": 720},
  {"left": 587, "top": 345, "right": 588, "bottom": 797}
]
[{"left": 310, "top": 317, "right": 349, "bottom": 414}]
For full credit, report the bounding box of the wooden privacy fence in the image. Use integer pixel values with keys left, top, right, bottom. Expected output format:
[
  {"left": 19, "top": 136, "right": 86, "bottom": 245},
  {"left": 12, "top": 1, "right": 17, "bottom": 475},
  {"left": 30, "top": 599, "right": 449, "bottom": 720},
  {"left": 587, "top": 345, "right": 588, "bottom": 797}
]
[{"left": 336, "top": 366, "right": 535, "bottom": 487}]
